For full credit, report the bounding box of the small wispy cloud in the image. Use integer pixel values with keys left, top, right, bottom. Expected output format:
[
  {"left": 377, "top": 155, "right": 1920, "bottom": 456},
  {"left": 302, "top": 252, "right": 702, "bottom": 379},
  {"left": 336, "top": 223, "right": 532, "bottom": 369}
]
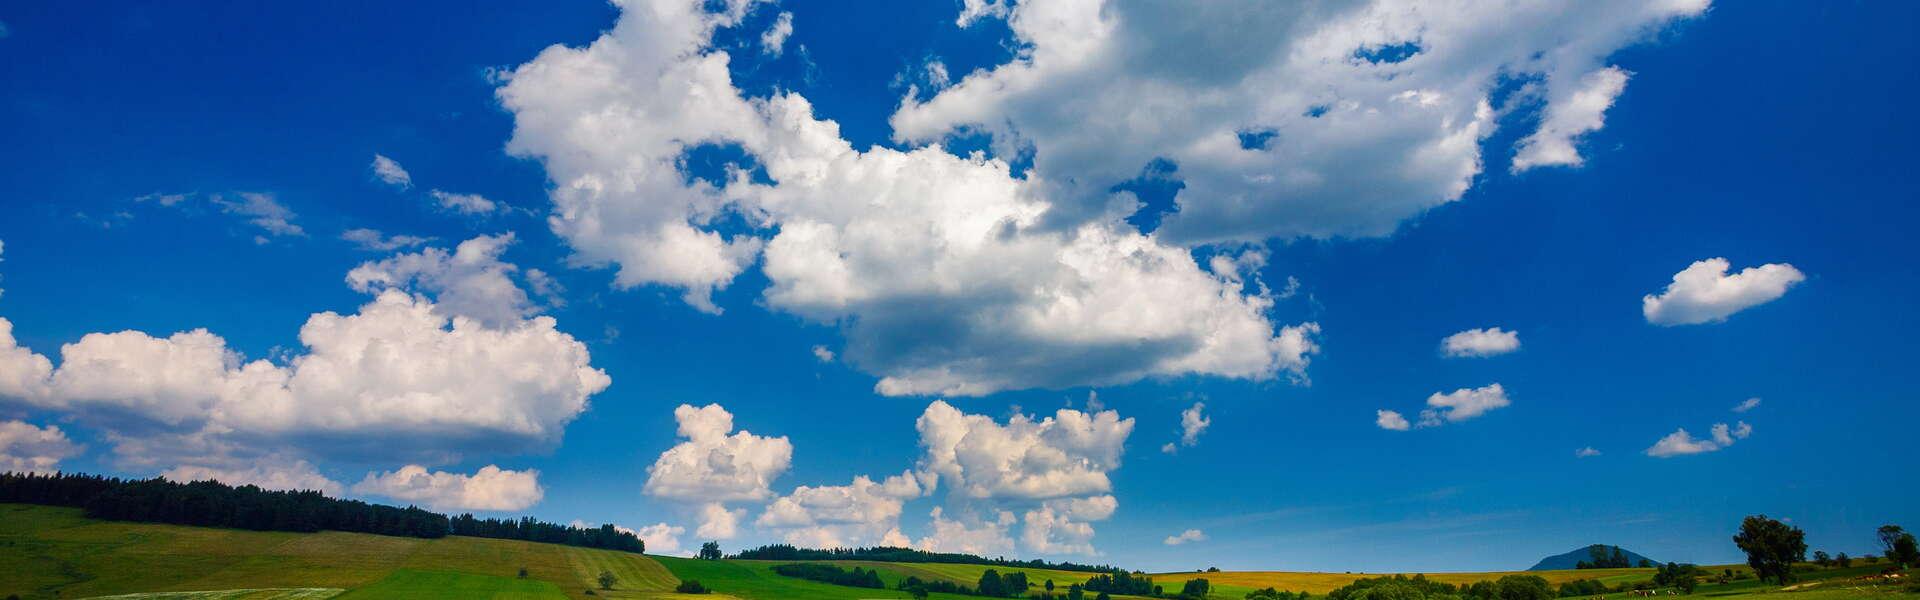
[
  {"left": 1732, "top": 397, "right": 1761, "bottom": 413},
  {"left": 1163, "top": 528, "right": 1207, "bottom": 546}
]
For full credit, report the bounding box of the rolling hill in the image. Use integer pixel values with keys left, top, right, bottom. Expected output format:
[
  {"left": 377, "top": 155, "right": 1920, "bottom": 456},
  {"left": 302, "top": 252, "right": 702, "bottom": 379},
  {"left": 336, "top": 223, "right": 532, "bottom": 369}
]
[
  {"left": 1528, "top": 545, "right": 1660, "bottom": 571},
  {"left": 2, "top": 503, "right": 1899, "bottom": 600}
]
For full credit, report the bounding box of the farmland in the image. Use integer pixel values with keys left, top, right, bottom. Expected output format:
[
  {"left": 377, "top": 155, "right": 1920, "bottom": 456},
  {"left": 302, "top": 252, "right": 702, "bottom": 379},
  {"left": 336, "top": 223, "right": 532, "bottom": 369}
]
[{"left": 2, "top": 503, "right": 1911, "bottom": 600}]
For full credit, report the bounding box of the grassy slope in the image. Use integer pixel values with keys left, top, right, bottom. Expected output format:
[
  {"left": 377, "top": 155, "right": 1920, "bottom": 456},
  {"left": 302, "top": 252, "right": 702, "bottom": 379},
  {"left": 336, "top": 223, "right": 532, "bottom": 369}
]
[
  {"left": 0, "top": 504, "right": 673, "bottom": 600},
  {"left": 333, "top": 569, "right": 565, "bottom": 600}
]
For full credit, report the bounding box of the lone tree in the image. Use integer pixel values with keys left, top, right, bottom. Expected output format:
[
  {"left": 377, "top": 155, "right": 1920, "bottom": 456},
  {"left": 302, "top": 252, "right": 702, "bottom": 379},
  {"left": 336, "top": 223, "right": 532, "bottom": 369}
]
[
  {"left": 698, "top": 540, "right": 723, "bottom": 560},
  {"left": 1881, "top": 524, "right": 1919, "bottom": 568},
  {"left": 597, "top": 569, "right": 617, "bottom": 590},
  {"left": 1733, "top": 515, "right": 1807, "bottom": 584}
]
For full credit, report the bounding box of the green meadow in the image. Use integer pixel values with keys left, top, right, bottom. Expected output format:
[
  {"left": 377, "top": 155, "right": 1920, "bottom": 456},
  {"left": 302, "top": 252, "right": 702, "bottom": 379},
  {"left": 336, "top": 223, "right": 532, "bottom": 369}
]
[{"left": 2, "top": 503, "right": 1910, "bottom": 600}]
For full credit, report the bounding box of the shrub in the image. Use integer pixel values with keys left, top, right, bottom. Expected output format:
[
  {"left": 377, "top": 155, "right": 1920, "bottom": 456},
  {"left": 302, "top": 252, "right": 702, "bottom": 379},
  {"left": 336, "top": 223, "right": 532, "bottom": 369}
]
[{"left": 676, "top": 580, "right": 710, "bottom": 594}]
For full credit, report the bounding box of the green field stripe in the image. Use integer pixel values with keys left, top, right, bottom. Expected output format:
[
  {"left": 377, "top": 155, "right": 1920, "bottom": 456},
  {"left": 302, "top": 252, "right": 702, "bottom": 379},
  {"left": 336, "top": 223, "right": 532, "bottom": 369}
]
[
  {"left": 333, "top": 569, "right": 566, "bottom": 600},
  {"left": 79, "top": 589, "right": 346, "bottom": 600},
  {"left": 561, "top": 546, "right": 679, "bottom": 597}
]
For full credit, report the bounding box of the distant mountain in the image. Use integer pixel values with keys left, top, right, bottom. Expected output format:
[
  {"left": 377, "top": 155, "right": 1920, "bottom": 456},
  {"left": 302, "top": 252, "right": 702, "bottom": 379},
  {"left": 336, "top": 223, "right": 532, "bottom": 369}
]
[{"left": 1529, "top": 545, "right": 1659, "bottom": 571}]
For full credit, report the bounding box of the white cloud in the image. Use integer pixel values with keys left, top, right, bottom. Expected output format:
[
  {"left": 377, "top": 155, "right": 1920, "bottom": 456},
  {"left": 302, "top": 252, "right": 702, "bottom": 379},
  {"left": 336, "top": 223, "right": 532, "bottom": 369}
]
[
  {"left": 371, "top": 154, "right": 414, "bottom": 189},
  {"left": 1440, "top": 327, "right": 1520, "bottom": 358},
  {"left": 695, "top": 502, "right": 746, "bottom": 539},
  {"left": 346, "top": 234, "right": 539, "bottom": 328},
  {"left": 1416, "top": 383, "right": 1510, "bottom": 427},
  {"left": 0, "top": 243, "right": 610, "bottom": 471},
  {"left": 893, "top": 0, "right": 1708, "bottom": 245},
  {"left": 1512, "top": 66, "right": 1630, "bottom": 171},
  {"left": 1645, "top": 420, "right": 1751, "bottom": 458},
  {"left": 1163, "top": 401, "right": 1209, "bottom": 453},
  {"left": 810, "top": 344, "right": 834, "bottom": 363},
  {"left": 1163, "top": 528, "right": 1207, "bottom": 546},
  {"left": 1733, "top": 397, "right": 1761, "bottom": 413},
  {"left": 1643, "top": 258, "right": 1805, "bottom": 326},
  {"left": 757, "top": 470, "right": 925, "bottom": 547},
  {"left": 352, "top": 464, "right": 544, "bottom": 512},
  {"left": 0, "top": 420, "right": 81, "bottom": 474},
  {"left": 212, "top": 192, "right": 306, "bottom": 239},
  {"left": 633, "top": 521, "right": 687, "bottom": 555},
  {"left": 341, "top": 228, "right": 431, "bottom": 251},
  {"left": 429, "top": 190, "right": 502, "bottom": 215},
  {"left": 498, "top": 0, "right": 1321, "bottom": 393},
  {"left": 163, "top": 457, "right": 343, "bottom": 496},
  {"left": 914, "top": 506, "right": 1016, "bottom": 556},
  {"left": 645, "top": 403, "right": 792, "bottom": 540},
  {"left": 761, "top": 11, "right": 793, "bottom": 56},
  {"left": 914, "top": 400, "right": 1132, "bottom": 555},
  {"left": 1375, "top": 409, "right": 1410, "bottom": 431},
  {"left": 1574, "top": 446, "right": 1601, "bottom": 458},
  {"left": 955, "top": 0, "right": 1010, "bottom": 26}
]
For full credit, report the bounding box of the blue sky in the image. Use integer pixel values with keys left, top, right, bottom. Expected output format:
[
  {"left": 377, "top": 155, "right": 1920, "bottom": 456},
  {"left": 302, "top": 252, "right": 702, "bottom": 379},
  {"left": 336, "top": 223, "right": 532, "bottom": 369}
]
[{"left": 0, "top": 0, "right": 1915, "bottom": 573}]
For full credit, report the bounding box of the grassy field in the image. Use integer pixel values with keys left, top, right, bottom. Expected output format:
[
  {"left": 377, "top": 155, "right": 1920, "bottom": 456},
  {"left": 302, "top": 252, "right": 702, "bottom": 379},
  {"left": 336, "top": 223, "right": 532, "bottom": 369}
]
[{"left": 3, "top": 503, "right": 1909, "bottom": 600}]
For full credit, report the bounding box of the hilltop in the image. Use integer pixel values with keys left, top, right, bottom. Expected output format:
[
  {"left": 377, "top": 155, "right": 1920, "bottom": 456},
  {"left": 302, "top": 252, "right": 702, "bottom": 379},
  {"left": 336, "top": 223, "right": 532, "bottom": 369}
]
[{"left": 1529, "top": 545, "right": 1660, "bottom": 571}]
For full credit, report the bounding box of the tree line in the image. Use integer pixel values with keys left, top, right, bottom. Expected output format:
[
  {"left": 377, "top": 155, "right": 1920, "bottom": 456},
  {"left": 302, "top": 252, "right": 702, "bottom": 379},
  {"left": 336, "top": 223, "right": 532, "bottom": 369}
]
[
  {"left": 730, "top": 543, "right": 1118, "bottom": 572},
  {"left": 0, "top": 471, "right": 643, "bottom": 553},
  {"left": 1575, "top": 545, "right": 1650, "bottom": 569},
  {"left": 770, "top": 563, "right": 887, "bottom": 589}
]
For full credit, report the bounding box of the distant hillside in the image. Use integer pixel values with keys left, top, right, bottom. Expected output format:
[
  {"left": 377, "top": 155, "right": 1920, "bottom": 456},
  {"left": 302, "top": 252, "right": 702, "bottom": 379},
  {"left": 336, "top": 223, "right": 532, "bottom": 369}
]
[{"left": 1529, "top": 544, "right": 1659, "bottom": 571}]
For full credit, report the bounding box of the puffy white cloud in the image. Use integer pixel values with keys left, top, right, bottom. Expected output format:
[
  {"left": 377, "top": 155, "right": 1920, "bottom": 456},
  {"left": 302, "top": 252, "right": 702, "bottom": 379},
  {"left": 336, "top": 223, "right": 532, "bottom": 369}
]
[
  {"left": 0, "top": 242, "right": 610, "bottom": 470},
  {"left": 429, "top": 190, "right": 502, "bottom": 215},
  {"left": 1440, "top": 327, "right": 1520, "bottom": 358},
  {"left": 1645, "top": 421, "right": 1750, "bottom": 458},
  {"left": 645, "top": 403, "right": 793, "bottom": 503},
  {"left": 0, "top": 420, "right": 81, "bottom": 474},
  {"left": 915, "top": 401, "right": 1132, "bottom": 555},
  {"left": 1511, "top": 66, "right": 1630, "bottom": 171},
  {"left": 1163, "top": 528, "right": 1207, "bottom": 546},
  {"left": 341, "top": 228, "right": 431, "bottom": 252},
  {"left": 163, "top": 457, "right": 344, "bottom": 496},
  {"left": 893, "top": 0, "right": 1709, "bottom": 244},
  {"left": 1733, "top": 397, "right": 1761, "bottom": 413},
  {"left": 810, "top": 344, "right": 834, "bottom": 363},
  {"left": 499, "top": 0, "right": 1322, "bottom": 393},
  {"left": 916, "top": 400, "right": 1132, "bottom": 501},
  {"left": 1416, "top": 383, "right": 1510, "bottom": 427},
  {"left": 633, "top": 521, "right": 687, "bottom": 555},
  {"left": 757, "top": 470, "right": 925, "bottom": 547},
  {"left": 371, "top": 154, "right": 413, "bottom": 189},
  {"left": 1643, "top": 258, "right": 1805, "bottom": 326},
  {"left": 914, "top": 506, "right": 1017, "bottom": 556},
  {"left": 346, "top": 234, "right": 541, "bottom": 328},
  {"left": 352, "top": 464, "right": 544, "bottom": 511},
  {"left": 1574, "top": 446, "right": 1601, "bottom": 458},
  {"left": 1021, "top": 494, "right": 1117, "bottom": 555},
  {"left": 955, "top": 0, "right": 1010, "bottom": 26},
  {"left": 1375, "top": 409, "right": 1410, "bottom": 431},
  {"left": 760, "top": 11, "right": 793, "bottom": 56},
  {"left": 696, "top": 502, "right": 746, "bottom": 539},
  {"left": 1163, "top": 401, "right": 1209, "bottom": 453}
]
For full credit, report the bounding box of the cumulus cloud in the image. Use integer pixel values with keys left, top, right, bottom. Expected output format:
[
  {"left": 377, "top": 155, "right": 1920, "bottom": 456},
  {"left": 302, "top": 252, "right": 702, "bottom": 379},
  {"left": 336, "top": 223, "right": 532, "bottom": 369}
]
[
  {"left": 1375, "top": 409, "right": 1410, "bottom": 431},
  {"left": 341, "top": 228, "right": 430, "bottom": 252},
  {"left": 644, "top": 403, "right": 792, "bottom": 539},
  {"left": 1416, "top": 383, "right": 1510, "bottom": 427},
  {"left": 0, "top": 241, "right": 610, "bottom": 471},
  {"left": 429, "top": 190, "right": 502, "bottom": 215},
  {"left": 633, "top": 521, "right": 687, "bottom": 555},
  {"left": 810, "top": 345, "right": 834, "bottom": 363},
  {"left": 1643, "top": 258, "right": 1805, "bottom": 326},
  {"left": 757, "top": 470, "right": 924, "bottom": 547},
  {"left": 915, "top": 400, "right": 1132, "bottom": 555},
  {"left": 914, "top": 506, "right": 1017, "bottom": 556},
  {"left": 1441, "top": 327, "right": 1520, "bottom": 358},
  {"left": 1164, "top": 528, "right": 1207, "bottom": 546},
  {"left": 498, "top": 0, "right": 1322, "bottom": 394},
  {"left": 1733, "top": 397, "right": 1761, "bottom": 413},
  {"left": 1163, "top": 401, "right": 1210, "bottom": 453},
  {"left": 761, "top": 11, "right": 793, "bottom": 56},
  {"left": 0, "top": 420, "right": 81, "bottom": 474},
  {"left": 163, "top": 457, "right": 344, "bottom": 496},
  {"left": 1512, "top": 66, "right": 1631, "bottom": 171},
  {"left": 1646, "top": 421, "right": 1751, "bottom": 458},
  {"left": 347, "top": 234, "right": 543, "bottom": 328},
  {"left": 696, "top": 502, "right": 746, "bottom": 539},
  {"left": 353, "top": 464, "right": 544, "bottom": 511},
  {"left": 1575, "top": 446, "right": 1601, "bottom": 458},
  {"left": 371, "top": 154, "right": 413, "bottom": 189},
  {"left": 893, "top": 0, "right": 1709, "bottom": 244}
]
